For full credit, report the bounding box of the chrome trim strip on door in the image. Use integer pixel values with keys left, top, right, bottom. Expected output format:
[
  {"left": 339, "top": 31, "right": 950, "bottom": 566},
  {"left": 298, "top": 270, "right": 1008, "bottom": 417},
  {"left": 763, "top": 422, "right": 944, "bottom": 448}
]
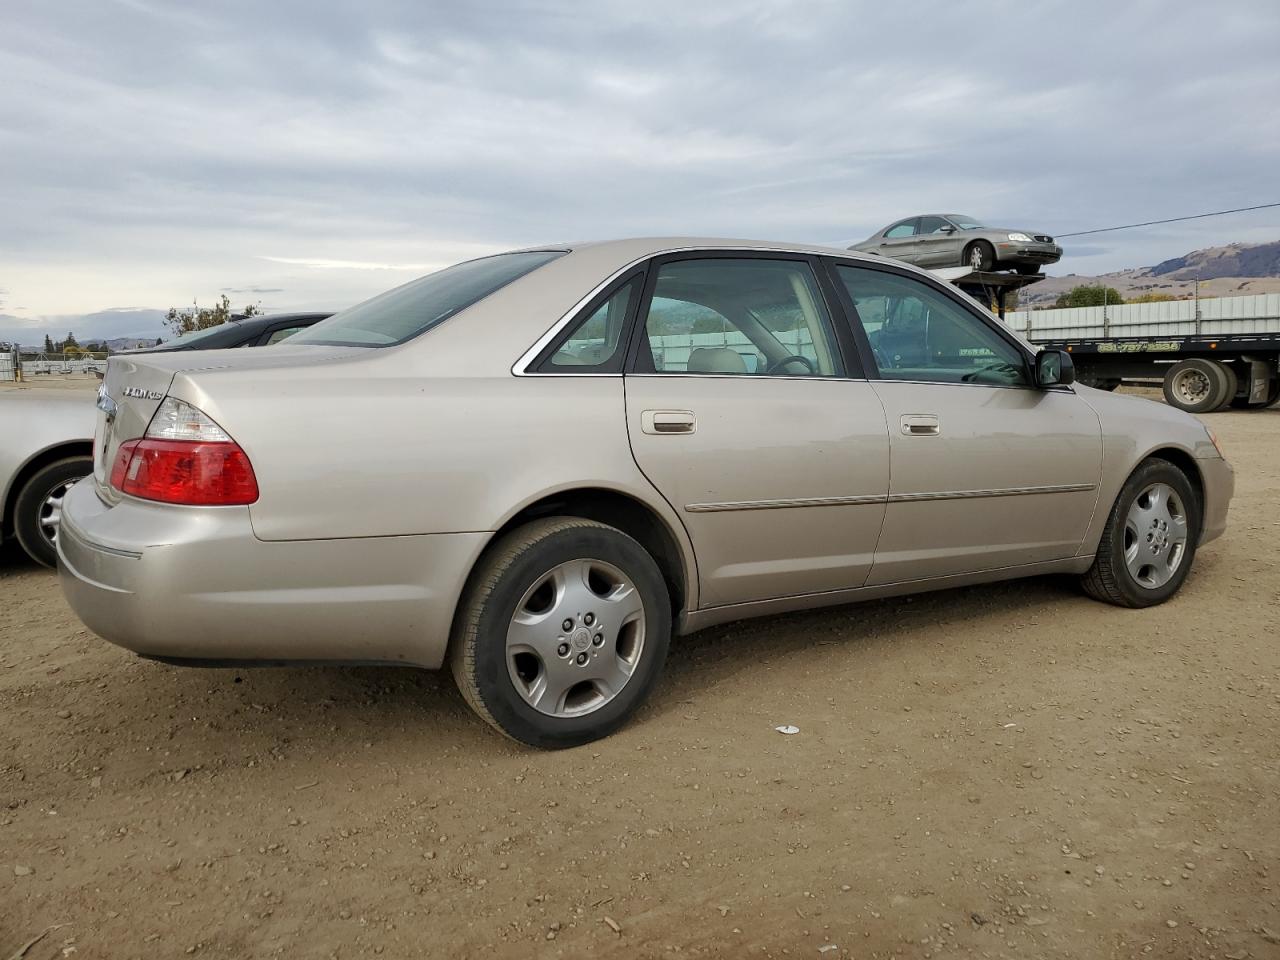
[
  {"left": 686, "top": 495, "right": 888, "bottom": 513},
  {"left": 886, "top": 483, "right": 1095, "bottom": 503},
  {"left": 684, "top": 483, "right": 1094, "bottom": 513}
]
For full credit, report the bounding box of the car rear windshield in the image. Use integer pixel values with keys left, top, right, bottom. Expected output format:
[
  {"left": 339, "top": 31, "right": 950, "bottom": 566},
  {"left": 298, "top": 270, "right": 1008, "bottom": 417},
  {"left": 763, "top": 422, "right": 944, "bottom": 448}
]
[{"left": 291, "top": 250, "right": 566, "bottom": 347}]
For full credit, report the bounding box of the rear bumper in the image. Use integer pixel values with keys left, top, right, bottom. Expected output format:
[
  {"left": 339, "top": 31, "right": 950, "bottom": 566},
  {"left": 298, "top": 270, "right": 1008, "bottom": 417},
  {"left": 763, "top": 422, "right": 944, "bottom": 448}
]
[
  {"left": 1197, "top": 455, "right": 1233, "bottom": 547},
  {"left": 56, "top": 479, "right": 486, "bottom": 669}
]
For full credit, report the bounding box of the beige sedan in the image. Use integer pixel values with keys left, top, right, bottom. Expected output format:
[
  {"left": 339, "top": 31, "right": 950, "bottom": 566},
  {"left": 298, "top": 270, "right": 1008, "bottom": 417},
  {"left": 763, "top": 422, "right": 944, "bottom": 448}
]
[{"left": 57, "top": 239, "right": 1233, "bottom": 747}]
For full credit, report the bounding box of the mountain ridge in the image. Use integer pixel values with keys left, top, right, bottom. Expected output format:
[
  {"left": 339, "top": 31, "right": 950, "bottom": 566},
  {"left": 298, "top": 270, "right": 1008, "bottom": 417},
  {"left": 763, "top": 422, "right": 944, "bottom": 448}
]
[{"left": 1023, "top": 239, "right": 1280, "bottom": 306}]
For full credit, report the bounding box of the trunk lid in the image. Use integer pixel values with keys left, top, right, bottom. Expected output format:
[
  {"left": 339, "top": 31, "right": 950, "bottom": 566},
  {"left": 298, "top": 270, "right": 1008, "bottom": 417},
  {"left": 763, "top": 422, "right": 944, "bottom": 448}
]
[{"left": 93, "top": 345, "right": 360, "bottom": 503}]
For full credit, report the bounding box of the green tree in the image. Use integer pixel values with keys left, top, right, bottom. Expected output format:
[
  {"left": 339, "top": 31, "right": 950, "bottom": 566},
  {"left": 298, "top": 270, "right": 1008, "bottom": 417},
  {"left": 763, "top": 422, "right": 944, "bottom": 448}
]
[
  {"left": 1053, "top": 285, "right": 1125, "bottom": 308},
  {"left": 164, "top": 294, "right": 261, "bottom": 336},
  {"left": 43, "top": 334, "right": 54, "bottom": 354},
  {"left": 62, "top": 331, "right": 80, "bottom": 350}
]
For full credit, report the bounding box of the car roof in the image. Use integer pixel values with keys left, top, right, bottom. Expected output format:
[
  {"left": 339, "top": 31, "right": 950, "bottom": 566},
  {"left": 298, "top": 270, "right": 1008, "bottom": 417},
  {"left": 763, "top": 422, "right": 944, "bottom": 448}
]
[{"left": 515, "top": 237, "right": 886, "bottom": 263}]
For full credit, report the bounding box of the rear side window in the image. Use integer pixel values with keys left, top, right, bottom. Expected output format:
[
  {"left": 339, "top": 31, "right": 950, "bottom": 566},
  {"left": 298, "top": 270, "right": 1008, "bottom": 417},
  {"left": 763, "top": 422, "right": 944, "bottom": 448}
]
[
  {"left": 536, "top": 277, "right": 640, "bottom": 372},
  {"left": 293, "top": 251, "right": 565, "bottom": 347}
]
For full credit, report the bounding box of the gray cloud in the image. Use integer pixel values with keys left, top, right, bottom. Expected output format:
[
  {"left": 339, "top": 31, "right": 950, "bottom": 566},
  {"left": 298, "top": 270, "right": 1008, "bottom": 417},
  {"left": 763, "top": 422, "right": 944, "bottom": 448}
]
[{"left": 2, "top": 0, "right": 1278, "bottom": 327}]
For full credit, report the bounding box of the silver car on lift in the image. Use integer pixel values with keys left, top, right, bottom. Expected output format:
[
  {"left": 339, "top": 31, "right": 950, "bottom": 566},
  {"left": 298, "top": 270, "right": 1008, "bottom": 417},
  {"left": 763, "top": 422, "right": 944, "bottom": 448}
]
[
  {"left": 58, "top": 238, "right": 1232, "bottom": 748},
  {"left": 851, "top": 214, "right": 1063, "bottom": 274}
]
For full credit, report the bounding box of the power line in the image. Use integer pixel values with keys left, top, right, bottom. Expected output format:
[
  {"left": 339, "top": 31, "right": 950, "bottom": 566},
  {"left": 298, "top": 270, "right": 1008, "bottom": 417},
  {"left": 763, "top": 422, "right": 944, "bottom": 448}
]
[{"left": 1058, "top": 202, "right": 1280, "bottom": 238}]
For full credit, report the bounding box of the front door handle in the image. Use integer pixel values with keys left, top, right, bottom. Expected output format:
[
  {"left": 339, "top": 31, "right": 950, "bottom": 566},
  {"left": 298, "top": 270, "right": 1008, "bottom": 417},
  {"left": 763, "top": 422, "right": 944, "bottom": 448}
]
[
  {"left": 642, "top": 410, "right": 697, "bottom": 435},
  {"left": 900, "top": 414, "right": 940, "bottom": 436}
]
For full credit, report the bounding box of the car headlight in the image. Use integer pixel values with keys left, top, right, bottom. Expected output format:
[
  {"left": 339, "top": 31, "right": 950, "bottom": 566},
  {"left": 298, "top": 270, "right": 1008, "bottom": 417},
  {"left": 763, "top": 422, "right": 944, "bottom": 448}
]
[{"left": 1007, "top": 232, "right": 1033, "bottom": 242}]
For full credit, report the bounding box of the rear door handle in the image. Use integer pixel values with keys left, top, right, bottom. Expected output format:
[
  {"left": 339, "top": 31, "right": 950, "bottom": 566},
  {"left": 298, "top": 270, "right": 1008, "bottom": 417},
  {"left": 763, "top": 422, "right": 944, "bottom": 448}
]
[
  {"left": 642, "top": 410, "right": 697, "bottom": 435},
  {"left": 900, "top": 414, "right": 940, "bottom": 436}
]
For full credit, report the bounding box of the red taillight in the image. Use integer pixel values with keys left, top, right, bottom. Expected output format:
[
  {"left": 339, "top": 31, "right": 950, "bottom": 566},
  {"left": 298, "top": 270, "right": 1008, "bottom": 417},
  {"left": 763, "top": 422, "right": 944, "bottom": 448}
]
[{"left": 110, "top": 439, "right": 258, "bottom": 505}]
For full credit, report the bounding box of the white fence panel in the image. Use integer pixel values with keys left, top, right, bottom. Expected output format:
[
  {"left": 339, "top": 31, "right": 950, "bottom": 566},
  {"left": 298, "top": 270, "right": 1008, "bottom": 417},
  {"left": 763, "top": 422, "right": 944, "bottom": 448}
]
[{"left": 1006, "top": 293, "right": 1280, "bottom": 342}]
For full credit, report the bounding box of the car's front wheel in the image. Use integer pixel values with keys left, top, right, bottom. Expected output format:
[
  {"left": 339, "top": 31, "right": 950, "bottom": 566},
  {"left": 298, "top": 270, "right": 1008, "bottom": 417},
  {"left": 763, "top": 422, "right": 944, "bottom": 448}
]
[
  {"left": 450, "top": 517, "right": 672, "bottom": 748},
  {"left": 964, "top": 241, "right": 995, "bottom": 271},
  {"left": 1080, "top": 459, "right": 1201, "bottom": 608},
  {"left": 13, "top": 457, "right": 92, "bottom": 568}
]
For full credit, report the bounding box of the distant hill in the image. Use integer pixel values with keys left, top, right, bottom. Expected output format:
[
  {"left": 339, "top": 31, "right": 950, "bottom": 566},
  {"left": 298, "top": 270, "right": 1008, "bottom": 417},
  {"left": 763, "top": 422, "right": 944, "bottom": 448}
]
[
  {"left": 0, "top": 308, "right": 167, "bottom": 352},
  {"left": 1022, "top": 239, "right": 1280, "bottom": 307}
]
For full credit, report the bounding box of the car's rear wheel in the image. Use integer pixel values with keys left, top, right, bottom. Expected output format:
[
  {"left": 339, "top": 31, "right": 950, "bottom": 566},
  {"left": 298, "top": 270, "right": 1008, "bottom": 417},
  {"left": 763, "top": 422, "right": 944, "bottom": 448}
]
[
  {"left": 1080, "top": 459, "right": 1201, "bottom": 608},
  {"left": 1015, "top": 263, "right": 1041, "bottom": 276},
  {"left": 13, "top": 457, "right": 92, "bottom": 568},
  {"left": 450, "top": 517, "right": 672, "bottom": 748},
  {"left": 964, "top": 241, "right": 995, "bottom": 272}
]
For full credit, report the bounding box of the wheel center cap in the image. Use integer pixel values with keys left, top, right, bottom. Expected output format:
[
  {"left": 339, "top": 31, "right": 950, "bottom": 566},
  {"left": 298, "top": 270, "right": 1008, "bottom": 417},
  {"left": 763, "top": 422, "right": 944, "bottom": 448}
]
[{"left": 571, "top": 628, "right": 591, "bottom": 652}]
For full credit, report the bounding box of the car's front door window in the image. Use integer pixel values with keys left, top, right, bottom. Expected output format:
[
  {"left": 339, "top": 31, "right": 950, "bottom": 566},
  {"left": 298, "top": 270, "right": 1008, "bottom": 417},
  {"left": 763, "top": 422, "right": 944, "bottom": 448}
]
[
  {"left": 836, "top": 265, "right": 1028, "bottom": 387},
  {"left": 639, "top": 258, "right": 842, "bottom": 378}
]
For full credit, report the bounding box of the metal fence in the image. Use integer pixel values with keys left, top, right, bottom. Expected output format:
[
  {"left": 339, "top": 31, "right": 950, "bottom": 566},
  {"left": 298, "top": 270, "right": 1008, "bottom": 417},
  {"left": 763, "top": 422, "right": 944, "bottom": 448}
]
[
  {"left": 0, "top": 351, "right": 14, "bottom": 382},
  {"left": 21, "top": 357, "right": 108, "bottom": 377}
]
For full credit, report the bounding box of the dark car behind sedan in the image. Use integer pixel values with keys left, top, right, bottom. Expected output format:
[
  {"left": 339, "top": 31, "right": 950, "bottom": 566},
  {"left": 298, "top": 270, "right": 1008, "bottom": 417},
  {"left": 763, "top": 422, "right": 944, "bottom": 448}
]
[{"left": 135, "top": 312, "right": 332, "bottom": 352}]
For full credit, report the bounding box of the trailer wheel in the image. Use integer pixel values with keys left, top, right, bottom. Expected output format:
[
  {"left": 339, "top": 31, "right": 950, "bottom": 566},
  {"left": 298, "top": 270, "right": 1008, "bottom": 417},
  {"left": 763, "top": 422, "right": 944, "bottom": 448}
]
[
  {"left": 1211, "top": 364, "right": 1238, "bottom": 411},
  {"left": 1267, "top": 380, "right": 1280, "bottom": 408},
  {"left": 1079, "top": 376, "right": 1120, "bottom": 391},
  {"left": 1162, "top": 359, "right": 1231, "bottom": 413}
]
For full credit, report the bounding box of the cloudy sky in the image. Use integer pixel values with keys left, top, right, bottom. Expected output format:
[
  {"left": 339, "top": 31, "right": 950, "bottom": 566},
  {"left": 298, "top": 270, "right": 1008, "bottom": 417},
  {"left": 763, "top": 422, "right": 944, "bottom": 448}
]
[{"left": 3, "top": 0, "right": 1278, "bottom": 343}]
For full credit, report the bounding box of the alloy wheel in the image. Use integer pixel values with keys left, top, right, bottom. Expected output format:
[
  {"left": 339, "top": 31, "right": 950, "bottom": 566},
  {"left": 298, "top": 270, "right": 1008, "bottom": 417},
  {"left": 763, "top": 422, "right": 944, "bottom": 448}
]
[
  {"left": 38, "top": 479, "right": 76, "bottom": 549},
  {"left": 1122, "top": 482, "right": 1188, "bottom": 589},
  {"left": 505, "top": 558, "right": 647, "bottom": 717}
]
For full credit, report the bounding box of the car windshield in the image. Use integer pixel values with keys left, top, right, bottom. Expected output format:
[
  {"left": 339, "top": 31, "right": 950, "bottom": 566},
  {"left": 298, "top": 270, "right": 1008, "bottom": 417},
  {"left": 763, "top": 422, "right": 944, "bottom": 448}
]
[
  {"left": 949, "top": 216, "right": 985, "bottom": 230},
  {"left": 292, "top": 250, "right": 566, "bottom": 347}
]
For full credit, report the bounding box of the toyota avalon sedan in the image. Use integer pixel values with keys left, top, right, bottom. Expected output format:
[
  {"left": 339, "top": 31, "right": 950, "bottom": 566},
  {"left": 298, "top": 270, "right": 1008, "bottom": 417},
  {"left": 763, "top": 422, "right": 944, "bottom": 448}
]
[
  {"left": 851, "top": 215, "right": 1062, "bottom": 274},
  {"left": 57, "top": 238, "right": 1232, "bottom": 748}
]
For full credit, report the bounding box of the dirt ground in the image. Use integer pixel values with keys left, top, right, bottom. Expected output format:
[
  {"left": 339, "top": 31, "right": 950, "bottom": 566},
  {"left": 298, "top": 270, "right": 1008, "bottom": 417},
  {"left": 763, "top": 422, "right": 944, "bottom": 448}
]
[{"left": 3, "top": 392, "right": 1278, "bottom": 959}]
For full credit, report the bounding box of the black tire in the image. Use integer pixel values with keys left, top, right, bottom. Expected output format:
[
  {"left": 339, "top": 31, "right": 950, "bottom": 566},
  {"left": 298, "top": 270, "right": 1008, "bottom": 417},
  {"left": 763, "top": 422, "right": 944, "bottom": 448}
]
[
  {"left": 1212, "top": 364, "right": 1238, "bottom": 411},
  {"left": 964, "top": 241, "right": 995, "bottom": 272},
  {"left": 1162, "top": 358, "right": 1230, "bottom": 413},
  {"left": 1080, "top": 376, "right": 1121, "bottom": 391},
  {"left": 1080, "top": 458, "right": 1202, "bottom": 608},
  {"left": 13, "top": 457, "right": 92, "bottom": 568},
  {"left": 450, "top": 517, "right": 672, "bottom": 748},
  {"left": 1014, "top": 263, "right": 1042, "bottom": 276}
]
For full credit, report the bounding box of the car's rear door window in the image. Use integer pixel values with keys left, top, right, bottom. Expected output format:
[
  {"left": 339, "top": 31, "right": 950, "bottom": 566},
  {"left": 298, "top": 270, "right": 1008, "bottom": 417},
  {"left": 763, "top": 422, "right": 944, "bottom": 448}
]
[
  {"left": 883, "top": 220, "right": 918, "bottom": 238},
  {"left": 293, "top": 250, "right": 566, "bottom": 347},
  {"left": 636, "top": 258, "right": 842, "bottom": 377},
  {"left": 835, "top": 264, "right": 1029, "bottom": 386}
]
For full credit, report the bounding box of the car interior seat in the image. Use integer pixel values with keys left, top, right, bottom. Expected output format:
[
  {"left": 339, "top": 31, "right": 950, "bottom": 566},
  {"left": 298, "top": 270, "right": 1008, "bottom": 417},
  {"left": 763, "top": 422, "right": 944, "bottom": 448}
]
[{"left": 686, "top": 347, "right": 748, "bottom": 374}]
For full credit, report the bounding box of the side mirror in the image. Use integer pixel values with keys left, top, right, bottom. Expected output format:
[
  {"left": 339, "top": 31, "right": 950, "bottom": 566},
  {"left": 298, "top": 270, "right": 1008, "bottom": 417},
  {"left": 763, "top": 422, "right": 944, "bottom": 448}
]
[
  {"left": 1036, "top": 349, "right": 1075, "bottom": 387},
  {"left": 939, "top": 224, "right": 957, "bottom": 234}
]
